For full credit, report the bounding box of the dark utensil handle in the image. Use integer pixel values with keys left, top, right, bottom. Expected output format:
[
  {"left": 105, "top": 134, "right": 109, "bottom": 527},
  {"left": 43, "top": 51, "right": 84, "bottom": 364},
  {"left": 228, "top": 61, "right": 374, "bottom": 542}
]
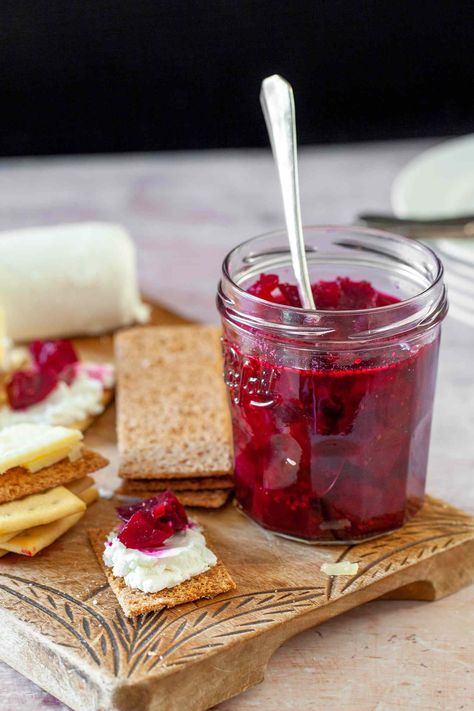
[
  {"left": 359, "top": 212, "right": 474, "bottom": 227},
  {"left": 358, "top": 213, "right": 474, "bottom": 240}
]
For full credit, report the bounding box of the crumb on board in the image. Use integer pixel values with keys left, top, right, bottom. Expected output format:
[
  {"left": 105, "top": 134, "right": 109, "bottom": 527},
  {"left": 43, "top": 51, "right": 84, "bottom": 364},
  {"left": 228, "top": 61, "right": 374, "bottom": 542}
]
[{"left": 320, "top": 562, "right": 359, "bottom": 576}]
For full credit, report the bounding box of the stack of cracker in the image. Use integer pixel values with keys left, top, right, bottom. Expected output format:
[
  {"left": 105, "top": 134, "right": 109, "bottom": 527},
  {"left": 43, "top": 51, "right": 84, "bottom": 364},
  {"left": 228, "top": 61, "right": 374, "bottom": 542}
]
[
  {"left": 115, "top": 325, "right": 233, "bottom": 508},
  {"left": 0, "top": 424, "right": 107, "bottom": 557}
]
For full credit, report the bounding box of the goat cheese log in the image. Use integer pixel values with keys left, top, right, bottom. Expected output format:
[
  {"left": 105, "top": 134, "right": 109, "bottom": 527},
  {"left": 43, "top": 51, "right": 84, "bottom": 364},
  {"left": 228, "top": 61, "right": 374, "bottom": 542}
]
[{"left": 0, "top": 222, "right": 150, "bottom": 340}]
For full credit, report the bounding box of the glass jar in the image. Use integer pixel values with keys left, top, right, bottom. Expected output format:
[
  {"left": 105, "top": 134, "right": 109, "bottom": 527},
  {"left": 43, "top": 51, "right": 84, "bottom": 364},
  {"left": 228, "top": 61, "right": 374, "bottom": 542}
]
[{"left": 217, "top": 227, "right": 447, "bottom": 543}]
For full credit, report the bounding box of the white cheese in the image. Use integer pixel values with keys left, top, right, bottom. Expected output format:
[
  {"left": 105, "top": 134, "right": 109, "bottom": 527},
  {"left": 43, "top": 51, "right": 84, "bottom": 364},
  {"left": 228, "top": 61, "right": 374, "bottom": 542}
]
[
  {"left": 103, "top": 527, "right": 217, "bottom": 594},
  {"left": 0, "top": 308, "right": 5, "bottom": 370},
  {"left": 0, "top": 222, "right": 150, "bottom": 340},
  {"left": 0, "top": 370, "right": 111, "bottom": 429},
  {"left": 0, "top": 424, "right": 82, "bottom": 474}
]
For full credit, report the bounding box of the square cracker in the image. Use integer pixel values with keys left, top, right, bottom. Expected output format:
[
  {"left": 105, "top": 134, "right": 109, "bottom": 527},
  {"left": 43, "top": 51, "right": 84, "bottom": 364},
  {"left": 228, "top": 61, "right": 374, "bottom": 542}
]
[
  {"left": 88, "top": 528, "right": 236, "bottom": 618},
  {"left": 0, "top": 484, "right": 98, "bottom": 557},
  {"left": 0, "top": 509, "right": 85, "bottom": 556},
  {"left": 0, "top": 485, "right": 86, "bottom": 536},
  {"left": 0, "top": 449, "right": 108, "bottom": 505},
  {"left": 116, "top": 326, "right": 232, "bottom": 479},
  {"left": 117, "top": 488, "right": 232, "bottom": 509}
]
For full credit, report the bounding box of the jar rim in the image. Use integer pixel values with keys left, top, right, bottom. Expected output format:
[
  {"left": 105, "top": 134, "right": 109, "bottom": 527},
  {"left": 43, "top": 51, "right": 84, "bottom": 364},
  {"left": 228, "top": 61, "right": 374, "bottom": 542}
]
[
  {"left": 222, "top": 224, "right": 445, "bottom": 316},
  {"left": 218, "top": 225, "right": 448, "bottom": 344}
]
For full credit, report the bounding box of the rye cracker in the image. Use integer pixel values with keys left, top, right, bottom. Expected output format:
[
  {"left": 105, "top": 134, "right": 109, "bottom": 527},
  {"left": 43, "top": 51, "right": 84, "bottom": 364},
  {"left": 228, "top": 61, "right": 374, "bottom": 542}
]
[
  {"left": 117, "top": 475, "right": 233, "bottom": 493},
  {"left": 0, "top": 449, "right": 108, "bottom": 505},
  {"left": 116, "top": 326, "right": 232, "bottom": 479},
  {"left": 88, "top": 528, "right": 236, "bottom": 617},
  {"left": 170, "top": 490, "right": 232, "bottom": 509},
  {"left": 118, "top": 488, "right": 232, "bottom": 509}
]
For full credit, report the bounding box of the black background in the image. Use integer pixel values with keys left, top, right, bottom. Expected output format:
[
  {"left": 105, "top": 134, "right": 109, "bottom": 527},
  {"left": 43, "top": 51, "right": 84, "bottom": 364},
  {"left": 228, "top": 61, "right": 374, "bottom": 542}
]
[{"left": 1, "top": 1, "right": 473, "bottom": 156}]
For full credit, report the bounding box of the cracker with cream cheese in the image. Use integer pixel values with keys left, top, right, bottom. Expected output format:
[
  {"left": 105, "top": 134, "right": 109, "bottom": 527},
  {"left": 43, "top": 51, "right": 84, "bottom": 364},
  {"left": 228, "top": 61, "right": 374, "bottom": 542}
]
[
  {"left": 70, "top": 389, "right": 114, "bottom": 432},
  {"left": 88, "top": 528, "right": 236, "bottom": 618}
]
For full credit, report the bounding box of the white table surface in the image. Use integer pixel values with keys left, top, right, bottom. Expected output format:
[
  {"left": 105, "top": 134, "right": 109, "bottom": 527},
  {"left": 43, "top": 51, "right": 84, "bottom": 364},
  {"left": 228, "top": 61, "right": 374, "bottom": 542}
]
[{"left": 0, "top": 139, "right": 472, "bottom": 710}]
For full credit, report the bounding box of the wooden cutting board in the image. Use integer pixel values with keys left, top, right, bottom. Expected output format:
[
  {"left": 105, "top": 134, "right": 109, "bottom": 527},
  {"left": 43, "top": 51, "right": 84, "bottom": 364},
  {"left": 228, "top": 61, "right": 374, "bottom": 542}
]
[{"left": 0, "top": 303, "right": 473, "bottom": 711}]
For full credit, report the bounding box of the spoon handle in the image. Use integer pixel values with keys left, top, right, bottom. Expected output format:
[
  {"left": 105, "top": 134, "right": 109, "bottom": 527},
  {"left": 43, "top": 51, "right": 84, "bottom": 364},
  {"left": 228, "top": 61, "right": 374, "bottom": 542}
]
[{"left": 260, "top": 75, "right": 315, "bottom": 309}]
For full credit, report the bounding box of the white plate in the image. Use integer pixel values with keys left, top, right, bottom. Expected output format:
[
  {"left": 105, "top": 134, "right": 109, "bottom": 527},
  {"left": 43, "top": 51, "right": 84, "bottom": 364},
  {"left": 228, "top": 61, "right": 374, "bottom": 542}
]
[
  {"left": 391, "top": 135, "right": 474, "bottom": 326},
  {"left": 391, "top": 134, "right": 474, "bottom": 219}
]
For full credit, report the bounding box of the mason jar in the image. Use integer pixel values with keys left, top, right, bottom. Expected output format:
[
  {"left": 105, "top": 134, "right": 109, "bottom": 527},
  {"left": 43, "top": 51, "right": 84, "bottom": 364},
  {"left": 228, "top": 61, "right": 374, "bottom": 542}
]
[{"left": 217, "top": 227, "right": 448, "bottom": 543}]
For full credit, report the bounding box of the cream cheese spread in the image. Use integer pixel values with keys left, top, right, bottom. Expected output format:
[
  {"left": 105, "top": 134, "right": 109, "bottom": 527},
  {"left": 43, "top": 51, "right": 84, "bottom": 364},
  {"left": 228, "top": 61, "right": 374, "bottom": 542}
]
[
  {"left": 0, "top": 366, "right": 114, "bottom": 428},
  {"left": 103, "top": 527, "right": 217, "bottom": 593}
]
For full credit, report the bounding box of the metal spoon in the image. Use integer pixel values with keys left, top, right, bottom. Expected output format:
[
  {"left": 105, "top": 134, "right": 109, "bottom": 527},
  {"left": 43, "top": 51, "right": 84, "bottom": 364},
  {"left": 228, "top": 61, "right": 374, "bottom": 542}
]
[{"left": 260, "top": 74, "right": 316, "bottom": 309}]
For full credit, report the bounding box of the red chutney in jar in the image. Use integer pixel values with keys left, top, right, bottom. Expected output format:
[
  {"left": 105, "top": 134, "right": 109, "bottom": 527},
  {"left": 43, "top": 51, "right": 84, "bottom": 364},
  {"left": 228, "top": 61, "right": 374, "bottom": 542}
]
[{"left": 223, "top": 274, "right": 440, "bottom": 542}]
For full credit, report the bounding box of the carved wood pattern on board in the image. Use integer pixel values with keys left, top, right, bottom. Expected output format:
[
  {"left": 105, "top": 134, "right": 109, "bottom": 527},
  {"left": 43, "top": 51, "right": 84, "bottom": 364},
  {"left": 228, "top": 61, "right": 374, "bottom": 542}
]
[{"left": 0, "top": 495, "right": 472, "bottom": 692}]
